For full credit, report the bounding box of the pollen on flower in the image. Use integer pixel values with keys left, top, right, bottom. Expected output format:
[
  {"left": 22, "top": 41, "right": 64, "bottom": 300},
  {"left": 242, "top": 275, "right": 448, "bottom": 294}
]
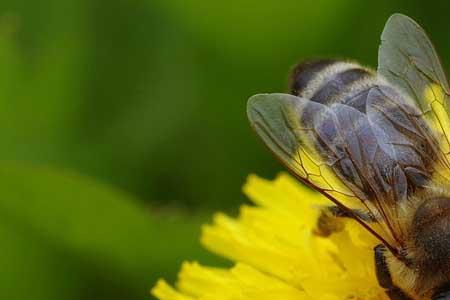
[{"left": 151, "top": 173, "right": 389, "bottom": 300}]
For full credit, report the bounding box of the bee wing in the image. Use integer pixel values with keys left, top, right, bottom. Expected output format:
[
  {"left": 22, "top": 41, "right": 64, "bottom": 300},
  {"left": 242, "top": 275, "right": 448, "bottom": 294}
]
[
  {"left": 367, "top": 85, "right": 444, "bottom": 182},
  {"left": 248, "top": 93, "right": 401, "bottom": 252},
  {"left": 378, "top": 13, "right": 450, "bottom": 174}
]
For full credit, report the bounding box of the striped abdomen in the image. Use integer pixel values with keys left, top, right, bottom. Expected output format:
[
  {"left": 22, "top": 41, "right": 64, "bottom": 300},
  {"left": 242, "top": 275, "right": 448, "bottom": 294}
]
[
  {"left": 289, "top": 59, "right": 434, "bottom": 199},
  {"left": 290, "top": 60, "right": 376, "bottom": 113}
]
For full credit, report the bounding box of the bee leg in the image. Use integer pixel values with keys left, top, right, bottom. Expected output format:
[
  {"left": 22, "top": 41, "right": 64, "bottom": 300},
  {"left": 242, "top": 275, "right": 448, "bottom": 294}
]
[
  {"left": 314, "top": 205, "right": 375, "bottom": 236},
  {"left": 326, "top": 205, "right": 376, "bottom": 221},
  {"left": 375, "top": 244, "right": 412, "bottom": 300}
]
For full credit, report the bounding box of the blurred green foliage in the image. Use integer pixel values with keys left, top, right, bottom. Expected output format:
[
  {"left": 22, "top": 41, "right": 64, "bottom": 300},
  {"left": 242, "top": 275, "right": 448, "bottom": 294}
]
[
  {"left": 0, "top": 0, "right": 449, "bottom": 299},
  {"left": 0, "top": 163, "right": 223, "bottom": 300}
]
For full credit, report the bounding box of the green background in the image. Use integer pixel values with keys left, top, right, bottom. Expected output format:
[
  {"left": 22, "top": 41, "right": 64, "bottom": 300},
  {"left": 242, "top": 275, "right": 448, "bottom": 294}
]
[{"left": 0, "top": 1, "right": 447, "bottom": 299}]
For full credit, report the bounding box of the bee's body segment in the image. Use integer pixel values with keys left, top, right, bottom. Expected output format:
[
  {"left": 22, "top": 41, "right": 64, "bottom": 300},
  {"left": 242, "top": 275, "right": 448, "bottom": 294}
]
[
  {"left": 406, "top": 194, "right": 450, "bottom": 298},
  {"left": 290, "top": 60, "right": 432, "bottom": 204},
  {"left": 291, "top": 60, "right": 375, "bottom": 113},
  {"left": 248, "top": 13, "right": 450, "bottom": 300}
]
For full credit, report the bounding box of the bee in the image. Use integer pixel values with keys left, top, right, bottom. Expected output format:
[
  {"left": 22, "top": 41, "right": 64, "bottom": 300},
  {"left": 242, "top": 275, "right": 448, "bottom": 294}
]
[{"left": 247, "top": 14, "right": 450, "bottom": 300}]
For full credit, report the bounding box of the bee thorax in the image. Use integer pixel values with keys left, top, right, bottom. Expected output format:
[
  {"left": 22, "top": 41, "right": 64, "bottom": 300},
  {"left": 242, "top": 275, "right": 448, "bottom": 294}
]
[{"left": 410, "top": 197, "right": 450, "bottom": 295}]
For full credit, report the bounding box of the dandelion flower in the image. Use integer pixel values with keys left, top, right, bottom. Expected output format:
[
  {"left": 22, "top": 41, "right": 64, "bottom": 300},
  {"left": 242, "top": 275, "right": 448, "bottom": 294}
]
[{"left": 151, "top": 173, "right": 388, "bottom": 300}]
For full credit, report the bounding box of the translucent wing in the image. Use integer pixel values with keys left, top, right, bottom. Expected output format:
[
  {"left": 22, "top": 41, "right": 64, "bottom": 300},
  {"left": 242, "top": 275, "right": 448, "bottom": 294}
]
[
  {"left": 367, "top": 85, "right": 441, "bottom": 184},
  {"left": 247, "top": 93, "right": 401, "bottom": 252},
  {"left": 378, "top": 13, "right": 450, "bottom": 175}
]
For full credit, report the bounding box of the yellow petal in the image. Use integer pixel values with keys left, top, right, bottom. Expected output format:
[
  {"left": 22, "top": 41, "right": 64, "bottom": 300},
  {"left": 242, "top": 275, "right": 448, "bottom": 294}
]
[{"left": 152, "top": 173, "right": 389, "bottom": 300}]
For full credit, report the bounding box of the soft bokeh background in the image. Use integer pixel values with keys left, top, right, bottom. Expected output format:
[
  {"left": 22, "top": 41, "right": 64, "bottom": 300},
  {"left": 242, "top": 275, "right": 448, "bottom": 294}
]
[{"left": 0, "top": 1, "right": 448, "bottom": 299}]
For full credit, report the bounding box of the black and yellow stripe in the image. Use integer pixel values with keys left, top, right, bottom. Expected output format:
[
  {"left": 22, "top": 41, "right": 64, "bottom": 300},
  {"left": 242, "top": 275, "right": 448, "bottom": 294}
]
[
  {"left": 288, "top": 59, "right": 434, "bottom": 197},
  {"left": 290, "top": 60, "right": 376, "bottom": 113}
]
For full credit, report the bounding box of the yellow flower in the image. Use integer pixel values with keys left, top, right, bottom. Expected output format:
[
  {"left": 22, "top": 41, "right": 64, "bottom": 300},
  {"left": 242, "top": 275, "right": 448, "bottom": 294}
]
[{"left": 151, "top": 173, "right": 389, "bottom": 300}]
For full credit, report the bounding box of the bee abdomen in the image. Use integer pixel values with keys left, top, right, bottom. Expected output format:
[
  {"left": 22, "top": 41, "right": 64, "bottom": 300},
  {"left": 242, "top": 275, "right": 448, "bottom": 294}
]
[
  {"left": 290, "top": 60, "right": 375, "bottom": 112},
  {"left": 290, "top": 59, "right": 337, "bottom": 96}
]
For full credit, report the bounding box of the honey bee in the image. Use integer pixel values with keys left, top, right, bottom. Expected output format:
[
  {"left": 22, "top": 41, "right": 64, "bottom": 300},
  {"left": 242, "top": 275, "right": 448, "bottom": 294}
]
[{"left": 247, "top": 14, "right": 450, "bottom": 300}]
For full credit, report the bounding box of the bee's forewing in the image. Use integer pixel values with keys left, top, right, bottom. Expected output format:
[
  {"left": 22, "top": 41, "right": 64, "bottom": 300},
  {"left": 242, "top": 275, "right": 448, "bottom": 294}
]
[
  {"left": 378, "top": 13, "right": 450, "bottom": 171},
  {"left": 367, "top": 85, "right": 436, "bottom": 170},
  {"left": 247, "top": 93, "right": 399, "bottom": 248},
  {"left": 247, "top": 93, "right": 353, "bottom": 198}
]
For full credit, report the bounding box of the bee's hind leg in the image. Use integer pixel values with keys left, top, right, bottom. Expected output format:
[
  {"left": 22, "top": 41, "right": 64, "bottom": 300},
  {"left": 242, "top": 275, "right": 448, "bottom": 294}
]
[
  {"left": 375, "top": 244, "right": 412, "bottom": 300},
  {"left": 314, "top": 205, "right": 375, "bottom": 237}
]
